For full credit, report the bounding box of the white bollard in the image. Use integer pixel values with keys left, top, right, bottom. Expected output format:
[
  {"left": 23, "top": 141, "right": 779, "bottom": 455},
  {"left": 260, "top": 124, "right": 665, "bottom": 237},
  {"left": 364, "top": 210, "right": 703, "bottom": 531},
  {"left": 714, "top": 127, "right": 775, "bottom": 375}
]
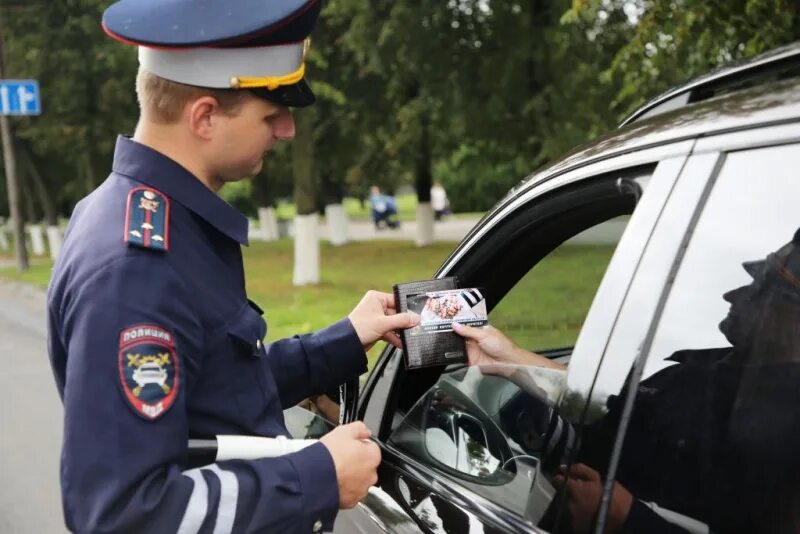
[
  {"left": 415, "top": 202, "right": 435, "bottom": 247},
  {"left": 247, "top": 218, "right": 262, "bottom": 242},
  {"left": 324, "top": 203, "right": 348, "bottom": 246},
  {"left": 28, "top": 224, "right": 46, "bottom": 256},
  {"left": 257, "top": 206, "right": 279, "bottom": 241},
  {"left": 293, "top": 213, "right": 320, "bottom": 286},
  {"left": 0, "top": 225, "right": 9, "bottom": 251},
  {"left": 46, "top": 226, "right": 63, "bottom": 261}
]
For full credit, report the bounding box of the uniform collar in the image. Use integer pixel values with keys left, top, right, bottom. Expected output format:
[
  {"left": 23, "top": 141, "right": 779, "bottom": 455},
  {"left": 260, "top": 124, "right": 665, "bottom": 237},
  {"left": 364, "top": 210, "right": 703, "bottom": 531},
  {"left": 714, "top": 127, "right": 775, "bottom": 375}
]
[{"left": 112, "top": 135, "right": 249, "bottom": 245}]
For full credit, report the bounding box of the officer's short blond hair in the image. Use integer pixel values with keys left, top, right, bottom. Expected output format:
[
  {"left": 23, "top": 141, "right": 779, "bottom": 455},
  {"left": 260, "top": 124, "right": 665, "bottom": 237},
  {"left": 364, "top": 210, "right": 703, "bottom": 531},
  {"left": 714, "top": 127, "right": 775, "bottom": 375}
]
[{"left": 136, "top": 68, "right": 247, "bottom": 124}]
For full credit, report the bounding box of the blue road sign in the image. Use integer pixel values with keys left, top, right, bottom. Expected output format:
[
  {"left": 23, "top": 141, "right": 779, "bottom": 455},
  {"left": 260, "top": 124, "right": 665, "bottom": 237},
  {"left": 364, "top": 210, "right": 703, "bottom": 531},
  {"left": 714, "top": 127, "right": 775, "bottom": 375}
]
[{"left": 0, "top": 80, "right": 41, "bottom": 116}]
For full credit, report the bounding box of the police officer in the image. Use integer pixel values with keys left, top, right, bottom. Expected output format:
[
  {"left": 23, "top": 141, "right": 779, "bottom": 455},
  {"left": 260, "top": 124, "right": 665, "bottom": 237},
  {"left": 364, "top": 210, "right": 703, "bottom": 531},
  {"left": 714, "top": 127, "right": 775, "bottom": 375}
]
[{"left": 46, "top": 1, "right": 420, "bottom": 532}]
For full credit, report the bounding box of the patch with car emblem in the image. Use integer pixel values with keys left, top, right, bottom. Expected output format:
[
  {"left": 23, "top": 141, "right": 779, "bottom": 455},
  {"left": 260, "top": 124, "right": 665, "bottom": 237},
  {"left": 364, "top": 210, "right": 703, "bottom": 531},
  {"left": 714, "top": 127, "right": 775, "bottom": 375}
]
[
  {"left": 124, "top": 187, "right": 169, "bottom": 251},
  {"left": 118, "top": 324, "right": 179, "bottom": 420}
]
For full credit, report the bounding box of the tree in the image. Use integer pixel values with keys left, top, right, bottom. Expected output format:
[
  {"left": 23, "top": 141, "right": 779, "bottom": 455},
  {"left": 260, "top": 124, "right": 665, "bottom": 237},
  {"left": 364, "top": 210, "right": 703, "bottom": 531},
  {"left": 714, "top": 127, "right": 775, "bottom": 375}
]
[
  {"left": 331, "top": 0, "right": 628, "bottom": 214},
  {"left": 292, "top": 107, "right": 320, "bottom": 284},
  {"left": 285, "top": 2, "right": 364, "bottom": 284},
  {"left": 1, "top": 1, "right": 137, "bottom": 219},
  {"left": 1, "top": 0, "right": 795, "bottom": 275},
  {"left": 566, "top": 0, "right": 800, "bottom": 119},
  {"left": 332, "top": 1, "right": 488, "bottom": 244}
]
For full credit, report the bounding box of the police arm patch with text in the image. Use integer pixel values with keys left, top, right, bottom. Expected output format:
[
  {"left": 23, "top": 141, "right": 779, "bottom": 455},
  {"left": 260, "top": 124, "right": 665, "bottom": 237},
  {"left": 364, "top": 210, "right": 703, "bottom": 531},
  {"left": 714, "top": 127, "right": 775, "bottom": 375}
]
[{"left": 118, "top": 324, "right": 179, "bottom": 420}]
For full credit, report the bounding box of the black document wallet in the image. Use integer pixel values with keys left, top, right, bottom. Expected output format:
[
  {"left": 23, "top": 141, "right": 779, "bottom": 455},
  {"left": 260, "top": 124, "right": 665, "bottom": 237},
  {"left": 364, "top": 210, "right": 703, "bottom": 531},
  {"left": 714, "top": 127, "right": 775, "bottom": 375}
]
[{"left": 393, "top": 277, "right": 468, "bottom": 369}]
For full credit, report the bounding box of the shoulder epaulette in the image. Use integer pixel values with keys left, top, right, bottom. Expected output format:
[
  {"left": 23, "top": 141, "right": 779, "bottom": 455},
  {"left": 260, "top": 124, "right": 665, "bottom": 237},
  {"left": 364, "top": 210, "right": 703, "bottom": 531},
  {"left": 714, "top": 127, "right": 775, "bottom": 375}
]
[{"left": 124, "top": 187, "right": 170, "bottom": 252}]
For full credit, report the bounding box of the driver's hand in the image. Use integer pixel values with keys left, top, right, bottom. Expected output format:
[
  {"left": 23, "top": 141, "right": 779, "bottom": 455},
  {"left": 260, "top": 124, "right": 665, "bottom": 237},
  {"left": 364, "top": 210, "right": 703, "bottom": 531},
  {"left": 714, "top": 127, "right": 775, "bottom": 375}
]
[
  {"left": 452, "top": 322, "right": 564, "bottom": 370},
  {"left": 552, "top": 463, "right": 633, "bottom": 534},
  {"left": 451, "top": 323, "right": 520, "bottom": 365}
]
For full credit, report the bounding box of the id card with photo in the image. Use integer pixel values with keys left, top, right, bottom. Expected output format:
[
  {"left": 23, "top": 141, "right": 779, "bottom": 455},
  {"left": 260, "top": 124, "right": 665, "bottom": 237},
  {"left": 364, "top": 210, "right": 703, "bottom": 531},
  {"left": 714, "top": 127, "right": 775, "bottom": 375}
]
[{"left": 407, "top": 288, "right": 489, "bottom": 333}]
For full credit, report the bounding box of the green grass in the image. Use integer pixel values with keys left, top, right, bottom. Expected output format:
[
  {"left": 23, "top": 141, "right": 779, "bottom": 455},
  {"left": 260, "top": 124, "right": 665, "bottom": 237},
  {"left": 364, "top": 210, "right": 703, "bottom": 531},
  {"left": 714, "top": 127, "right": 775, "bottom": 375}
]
[
  {"left": 490, "top": 245, "right": 616, "bottom": 351},
  {"left": 243, "top": 240, "right": 454, "bottom": 364},
  {"left": 0, "top": 241, "right": 615, "bottom": 369},
  {"left": 0, "top": 256, "right": 53, "bottom": 287}
]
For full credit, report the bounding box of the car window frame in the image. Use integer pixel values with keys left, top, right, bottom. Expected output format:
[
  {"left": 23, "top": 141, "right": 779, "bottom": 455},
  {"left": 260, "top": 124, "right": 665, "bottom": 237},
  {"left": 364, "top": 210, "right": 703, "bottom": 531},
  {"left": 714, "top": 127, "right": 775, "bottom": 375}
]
[
  {"left": 593, "top": 125, "right": 800, "bottom": 529},
  {"left": 353, "top": 147, "right": 711, "bottom": 532},
  {"left": 359, "top": 141, "right": 695, "bottom": 439},
  {"left": 380, "top": 174, "right": 648, "bottom": 443}
]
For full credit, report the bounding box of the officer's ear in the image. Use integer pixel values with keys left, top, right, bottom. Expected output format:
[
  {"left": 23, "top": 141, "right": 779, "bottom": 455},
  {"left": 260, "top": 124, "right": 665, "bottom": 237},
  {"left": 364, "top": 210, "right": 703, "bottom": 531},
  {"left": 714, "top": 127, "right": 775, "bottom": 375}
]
[{"left": 187, "top": 96, "right": 223, "bottom": 140}]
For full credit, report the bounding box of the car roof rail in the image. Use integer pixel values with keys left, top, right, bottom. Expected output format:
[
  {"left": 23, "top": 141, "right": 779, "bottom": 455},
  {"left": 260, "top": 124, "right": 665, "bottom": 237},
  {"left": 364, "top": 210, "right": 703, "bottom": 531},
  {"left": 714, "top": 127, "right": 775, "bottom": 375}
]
[{"left": 620, "top": 41, "right": 800, "bottom": 127}]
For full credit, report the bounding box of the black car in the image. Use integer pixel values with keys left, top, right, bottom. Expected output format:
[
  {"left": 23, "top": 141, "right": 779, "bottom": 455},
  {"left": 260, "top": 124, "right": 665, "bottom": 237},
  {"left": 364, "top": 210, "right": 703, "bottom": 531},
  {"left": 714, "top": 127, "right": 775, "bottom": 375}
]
[{"left": 284, "top": 43, "right": 800, "bottom": 533}]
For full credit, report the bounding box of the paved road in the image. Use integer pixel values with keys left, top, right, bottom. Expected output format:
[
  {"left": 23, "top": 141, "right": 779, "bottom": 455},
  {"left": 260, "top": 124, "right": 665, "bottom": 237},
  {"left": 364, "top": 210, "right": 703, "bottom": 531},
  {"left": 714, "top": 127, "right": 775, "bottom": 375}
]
[
  {"left": 0, "top": 279, "right": 67, "bottom": 533},
  {"left": 248, "top": 217, "right": 627, "bottom": 245},
  {"left": 250, "top": 216, "right": 483, "bottom": 243},
  {"left": 329, "top": 218, "right": 480, "bottom": 242}
]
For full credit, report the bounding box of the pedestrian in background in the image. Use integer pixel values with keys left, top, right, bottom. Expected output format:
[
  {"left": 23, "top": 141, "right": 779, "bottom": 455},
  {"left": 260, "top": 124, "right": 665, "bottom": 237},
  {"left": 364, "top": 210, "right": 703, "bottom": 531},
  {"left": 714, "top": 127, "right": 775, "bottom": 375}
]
[
  {"left": 431, "top": 181, "right": 451, "bottom": 221},
  {"left": 368, "top": 185, "right": 399, "bottom": 229}
]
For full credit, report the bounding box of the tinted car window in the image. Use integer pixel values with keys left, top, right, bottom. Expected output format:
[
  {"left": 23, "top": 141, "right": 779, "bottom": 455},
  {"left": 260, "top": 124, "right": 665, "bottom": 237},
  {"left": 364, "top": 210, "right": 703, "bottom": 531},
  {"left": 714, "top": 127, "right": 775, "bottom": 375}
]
[{"left": 571, "top": 143, "right": 800, "bottom": 533}]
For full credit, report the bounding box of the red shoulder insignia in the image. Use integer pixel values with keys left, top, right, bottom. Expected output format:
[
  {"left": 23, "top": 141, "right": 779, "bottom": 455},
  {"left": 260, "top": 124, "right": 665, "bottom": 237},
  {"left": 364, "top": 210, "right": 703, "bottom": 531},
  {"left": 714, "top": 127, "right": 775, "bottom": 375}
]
[{"left": 124, "top": 187, "right": 170, "bottom": 251}]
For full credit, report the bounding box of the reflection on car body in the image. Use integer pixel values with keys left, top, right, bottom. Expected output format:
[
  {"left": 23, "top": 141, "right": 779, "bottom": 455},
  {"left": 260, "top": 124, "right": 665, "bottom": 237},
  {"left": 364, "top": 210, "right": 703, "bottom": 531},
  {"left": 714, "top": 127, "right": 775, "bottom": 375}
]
[{"left": 282, "top": 43, "right": 800, "bottom": 533}]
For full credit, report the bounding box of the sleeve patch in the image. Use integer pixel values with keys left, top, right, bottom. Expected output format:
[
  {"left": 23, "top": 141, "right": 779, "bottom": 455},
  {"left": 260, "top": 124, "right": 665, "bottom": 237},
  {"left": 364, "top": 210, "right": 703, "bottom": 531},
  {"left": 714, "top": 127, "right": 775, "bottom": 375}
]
[
  {"left": 124, "top": 187, "right": 170, "bottom": 251},
  {"left": 118, "top": 324, "right": 179, "bottom": 420}
]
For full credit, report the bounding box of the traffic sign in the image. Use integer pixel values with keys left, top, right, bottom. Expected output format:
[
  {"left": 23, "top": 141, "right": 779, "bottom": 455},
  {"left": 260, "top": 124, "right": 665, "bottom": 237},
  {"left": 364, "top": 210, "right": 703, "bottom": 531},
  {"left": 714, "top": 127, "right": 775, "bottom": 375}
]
[{"left": 0, "top": 80, "right": 41, "bottom": 116}]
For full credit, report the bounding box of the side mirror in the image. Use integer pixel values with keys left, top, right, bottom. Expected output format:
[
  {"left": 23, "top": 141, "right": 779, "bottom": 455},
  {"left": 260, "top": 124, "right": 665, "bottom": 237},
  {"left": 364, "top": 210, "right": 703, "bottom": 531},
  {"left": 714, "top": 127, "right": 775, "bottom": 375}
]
[
  {"left": 424, "top": 407, "right": 502, "bottom": 477},
  {"left": 420, "top": 385, "right": 514, "bottom": 482}
]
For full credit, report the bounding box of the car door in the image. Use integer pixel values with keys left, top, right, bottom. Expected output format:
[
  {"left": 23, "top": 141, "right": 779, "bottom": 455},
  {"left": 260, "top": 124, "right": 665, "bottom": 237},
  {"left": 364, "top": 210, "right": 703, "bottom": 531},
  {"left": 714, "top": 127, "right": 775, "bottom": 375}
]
[
  {"left": 335, "top": 144, "right": 694, "bottom": 533},
  {"left": 579, "top": 127, "right": 800, "bottom": 533}
]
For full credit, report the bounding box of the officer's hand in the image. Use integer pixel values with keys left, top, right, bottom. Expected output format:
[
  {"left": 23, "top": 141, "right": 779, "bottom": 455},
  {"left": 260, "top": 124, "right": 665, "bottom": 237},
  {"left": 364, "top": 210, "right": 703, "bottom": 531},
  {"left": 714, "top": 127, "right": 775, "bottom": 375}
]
[
  {"left": 348, "top": 290, "right": 420, "bottom": 351},
  {"left": 320, "top": 421, "right": 382, "bottom": 509}
]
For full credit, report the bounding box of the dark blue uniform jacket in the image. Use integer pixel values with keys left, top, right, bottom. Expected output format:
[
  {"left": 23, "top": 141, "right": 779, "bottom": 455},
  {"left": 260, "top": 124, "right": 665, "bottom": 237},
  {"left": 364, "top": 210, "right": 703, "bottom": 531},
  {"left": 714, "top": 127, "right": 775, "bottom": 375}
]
[{"left": 47, "top": 136, "right": 367, "bottom": 533}]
